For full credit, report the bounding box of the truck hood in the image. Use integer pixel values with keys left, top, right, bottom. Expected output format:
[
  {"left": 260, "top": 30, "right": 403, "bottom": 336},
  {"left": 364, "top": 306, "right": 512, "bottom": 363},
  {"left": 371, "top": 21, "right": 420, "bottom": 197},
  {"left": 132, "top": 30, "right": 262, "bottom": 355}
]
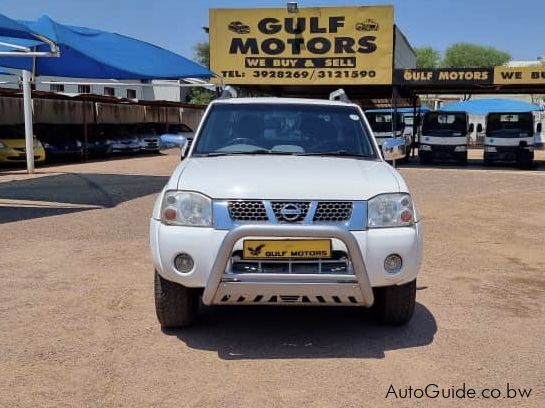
[{"left": 175, "top": 156, "right": 402, "bottom": 200}]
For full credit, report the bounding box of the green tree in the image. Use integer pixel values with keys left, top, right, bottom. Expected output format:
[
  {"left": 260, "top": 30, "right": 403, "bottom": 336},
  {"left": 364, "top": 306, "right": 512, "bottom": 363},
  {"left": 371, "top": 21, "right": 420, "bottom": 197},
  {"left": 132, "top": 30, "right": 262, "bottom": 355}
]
[
  {"left": 442, "top": 43, "right": 511, "bottom": 68},
  {"left": 187, "top": 41, "right": 213, "bottom": 104},
  {"left": 415, "top": 47, "right": 441, "bottom": 68},
  {"left": 193, "top": 41, "right": 210, "bottom": 68}
]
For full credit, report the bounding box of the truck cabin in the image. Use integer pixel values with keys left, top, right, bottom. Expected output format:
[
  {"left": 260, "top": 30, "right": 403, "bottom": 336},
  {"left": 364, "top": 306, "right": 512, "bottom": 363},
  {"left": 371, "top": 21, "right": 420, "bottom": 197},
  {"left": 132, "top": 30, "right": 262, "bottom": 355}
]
[
  {"left": 422, "top": 111, "right": 470, "bottom": 137},
  {"left": 484, "top": 112, "right": 535, "bottom": 139},
  {"left": 365, "top": 111, "right": 405, "bottom": 136}
]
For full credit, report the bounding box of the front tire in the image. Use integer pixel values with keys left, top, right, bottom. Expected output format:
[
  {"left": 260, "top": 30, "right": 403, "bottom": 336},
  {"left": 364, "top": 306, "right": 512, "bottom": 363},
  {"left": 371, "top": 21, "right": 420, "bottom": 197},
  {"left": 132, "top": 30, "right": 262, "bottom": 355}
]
[
  {"left": 372, "top": 279, "right": 416, "bottom": 325},
  {"left": 154, "top": 270, "right": 200, "bottom": 328}
]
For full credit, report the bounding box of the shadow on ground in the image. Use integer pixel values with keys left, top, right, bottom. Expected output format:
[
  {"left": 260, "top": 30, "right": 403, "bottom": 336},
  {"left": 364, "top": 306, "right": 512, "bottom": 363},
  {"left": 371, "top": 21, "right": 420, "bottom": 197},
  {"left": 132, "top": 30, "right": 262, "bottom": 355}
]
[
  {"left": 398, "top": 156, "right": 544, "bottom": 172},
  {"left": 167, "top": 302, "right": 436, "bottom": 360},
  {"left": 0, "top": 172, "right": 168, "bottom": 224}
]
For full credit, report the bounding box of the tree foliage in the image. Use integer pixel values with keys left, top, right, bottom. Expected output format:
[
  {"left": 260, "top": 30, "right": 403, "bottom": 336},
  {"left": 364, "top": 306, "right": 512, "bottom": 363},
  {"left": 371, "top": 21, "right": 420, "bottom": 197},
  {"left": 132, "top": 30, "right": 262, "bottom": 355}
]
[
  {"left": 187, "top": 87, "right": 214, "bottom": 105},
  {"left": 415, "top": 47, "right": 441, "bottom": 68},
  {"left": 442, "top": 43, "right": 511, "bottom": 68},
  {"left": 187, "top": 41, "right": 213, "bottom": 104},
  {"left": 193, "top": 41, "right": 210, "bottom": 68}
]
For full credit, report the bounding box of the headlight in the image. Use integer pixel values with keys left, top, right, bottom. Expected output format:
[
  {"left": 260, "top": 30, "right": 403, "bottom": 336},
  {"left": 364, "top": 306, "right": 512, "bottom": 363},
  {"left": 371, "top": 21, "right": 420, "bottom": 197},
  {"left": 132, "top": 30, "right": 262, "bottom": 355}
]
[
  {"left": 42, "top": 142, "right": 51, "bottom": 148},
  {"left": 161, "top": 191, "right": 212, "bottom": 227},
  {"left": 76, "top": 140, "right": 82, "bottom": 147},
  {"left": 484, "top": 146, "right": 497, "bottom": 152},
  {"left": 368, "top": 193, "right": 414, "bottom": 228},
  {"left": 419, "top": 144, "right": 431, "bottom": 151},
  {"left": 454, "top": 145, "right": 467, "bottom": 152},
  {"left": 0, "top": 141, "right": 6, "bottom": 149}
]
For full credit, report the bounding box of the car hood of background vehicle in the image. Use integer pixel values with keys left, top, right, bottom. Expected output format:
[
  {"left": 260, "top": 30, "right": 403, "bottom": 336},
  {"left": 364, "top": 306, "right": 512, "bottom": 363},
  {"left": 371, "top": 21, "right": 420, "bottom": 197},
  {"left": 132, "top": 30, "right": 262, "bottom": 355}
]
[
  {"left": 1, "top": 138, "right": 40, "bottom": 148},
  {"left": 176, "top": 156, "right": 402, "bottom": 200}
]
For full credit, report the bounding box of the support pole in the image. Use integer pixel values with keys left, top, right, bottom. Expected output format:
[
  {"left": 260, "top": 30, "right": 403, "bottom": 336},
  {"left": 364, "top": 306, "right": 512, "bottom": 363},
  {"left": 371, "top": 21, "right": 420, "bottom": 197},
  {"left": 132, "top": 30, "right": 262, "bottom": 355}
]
[
  {"left": 22, "top": 69, "right": 34, "bottom": 174},
  {"left": 392, "top": 86, "right": 399, "bottom": 168},
  {"left": 412, "top": 94, "right": 417, "bottom": 158}
]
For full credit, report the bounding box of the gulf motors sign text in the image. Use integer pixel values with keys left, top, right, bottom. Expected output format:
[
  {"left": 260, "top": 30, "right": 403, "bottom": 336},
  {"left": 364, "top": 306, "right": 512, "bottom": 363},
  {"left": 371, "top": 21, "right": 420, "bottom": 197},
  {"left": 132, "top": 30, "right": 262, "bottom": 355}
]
[{"left": 210, "top": 7, "right": 394, "bottom": 85}]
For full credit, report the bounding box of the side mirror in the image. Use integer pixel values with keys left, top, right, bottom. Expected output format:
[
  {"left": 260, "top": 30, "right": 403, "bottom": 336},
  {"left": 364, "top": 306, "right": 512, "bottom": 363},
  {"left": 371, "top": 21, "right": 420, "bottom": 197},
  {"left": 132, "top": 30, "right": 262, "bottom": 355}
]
[
  {"left": 179, "top": 138, "right": 188, "bottom": 161},
  {"left": 537, "top": 123, "right": 542, "bottom": 133},
  {"left": 468, "top": 123, "right": 474, "bottom": 133},
  {"left": 382, "top": 138, "right": 406, "bottom": 161},
  {"left": 477, "top": 124, "right": 483, "bottom": 133}
]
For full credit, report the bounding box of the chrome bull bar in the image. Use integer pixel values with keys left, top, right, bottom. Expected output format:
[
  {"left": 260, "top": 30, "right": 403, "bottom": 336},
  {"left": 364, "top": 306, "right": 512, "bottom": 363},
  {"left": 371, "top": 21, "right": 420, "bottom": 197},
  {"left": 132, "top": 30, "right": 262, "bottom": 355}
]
[{"left": 202, "top": 225, "right": 374, "bottom": 307}]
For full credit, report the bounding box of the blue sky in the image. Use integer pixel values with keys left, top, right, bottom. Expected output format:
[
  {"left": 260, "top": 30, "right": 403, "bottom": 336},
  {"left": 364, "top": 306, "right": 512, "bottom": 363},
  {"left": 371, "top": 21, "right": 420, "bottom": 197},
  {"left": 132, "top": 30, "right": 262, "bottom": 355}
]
[{"left": 1, "top": 0, "right": 543, "bottom": 61}]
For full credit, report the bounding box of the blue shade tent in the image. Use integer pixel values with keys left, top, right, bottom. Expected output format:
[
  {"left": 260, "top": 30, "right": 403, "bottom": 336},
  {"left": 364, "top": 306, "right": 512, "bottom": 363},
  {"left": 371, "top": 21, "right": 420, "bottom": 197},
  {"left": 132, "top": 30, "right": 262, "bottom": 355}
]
[
  {"left": 0, "top": 14, "right": 212, "bottom": 173},
  {"left": 0, "top": 16, "right": 212, "bottom": 79},
  {"left": 442, "top": 98, "right": 543, "bottom": 115},
  {"left": 0, "top": 13, "right": 59, "bottom": 174},
  {"left": 0, "top": 14, "right": 39, "bottom": 40}
]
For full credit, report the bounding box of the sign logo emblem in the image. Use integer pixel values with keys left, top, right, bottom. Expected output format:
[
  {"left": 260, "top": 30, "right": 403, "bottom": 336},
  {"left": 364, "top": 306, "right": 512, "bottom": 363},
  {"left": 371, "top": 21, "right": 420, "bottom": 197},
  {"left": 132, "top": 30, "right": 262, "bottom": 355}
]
[
  {"left": 280, "top": 203, "right": 303, "bottom": 222},
  {"left": 228, "top": 21, "right": 250, "bottom": 34},
  {"left": 248, "top": 244, "right": 265, "bottom": 256},
  {"left": 355, "top": 19, "right": 380, "bottom": 31}
]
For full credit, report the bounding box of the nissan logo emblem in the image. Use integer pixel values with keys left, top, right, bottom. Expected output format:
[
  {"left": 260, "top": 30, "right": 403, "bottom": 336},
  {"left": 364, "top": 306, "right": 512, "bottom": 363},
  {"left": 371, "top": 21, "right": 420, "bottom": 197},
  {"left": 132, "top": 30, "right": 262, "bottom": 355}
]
[{"left": 280, "top": 203, "right": 302, "bottom": 222}]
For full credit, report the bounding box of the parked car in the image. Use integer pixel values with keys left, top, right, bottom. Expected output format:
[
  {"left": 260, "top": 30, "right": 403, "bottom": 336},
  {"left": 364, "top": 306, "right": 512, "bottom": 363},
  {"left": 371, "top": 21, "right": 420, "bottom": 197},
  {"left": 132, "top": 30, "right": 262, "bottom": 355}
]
[
  {"left": 150, "top": 95, "right": 422, "bottom": 328},
  {"left": 133, "top": 124, "right": 160, "bottom": 153},
  {"left": 0, "top": 125, "right": 46, "bottom": 164},
  {"left": 36, "top": 124, "right": 83, "bottom": 162},
  {"left": 104, "top": 125, "right": 141, "bottom": 154},
  {"left": 79, "top": 125, "right": 114, "bottom": 157}
]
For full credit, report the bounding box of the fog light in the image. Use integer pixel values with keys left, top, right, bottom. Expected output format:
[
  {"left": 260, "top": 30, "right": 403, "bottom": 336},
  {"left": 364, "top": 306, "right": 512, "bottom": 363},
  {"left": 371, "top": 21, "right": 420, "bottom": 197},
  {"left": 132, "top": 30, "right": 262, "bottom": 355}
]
[
  {"left": 174, "top": 253, "right": 194, "bottom": 273},
  {"left": 384, "top": 254, "right": 402, "bottom": 274}
]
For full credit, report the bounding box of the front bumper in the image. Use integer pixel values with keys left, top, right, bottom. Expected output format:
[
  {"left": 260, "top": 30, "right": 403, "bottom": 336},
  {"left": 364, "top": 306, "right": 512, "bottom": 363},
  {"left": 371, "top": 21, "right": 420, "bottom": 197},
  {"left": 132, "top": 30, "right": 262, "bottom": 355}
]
[
  {"left": 484, "top": 145, "right": 534, "bottom": 162},
  {"left": 150, "top": 220, "right": 422, "bottom": 306},
  {"left": 0, "top": 147, "right": 46, "bottom": 162},
  {"left": 419, "top": 144, "right": 466, "bottom": 159}
]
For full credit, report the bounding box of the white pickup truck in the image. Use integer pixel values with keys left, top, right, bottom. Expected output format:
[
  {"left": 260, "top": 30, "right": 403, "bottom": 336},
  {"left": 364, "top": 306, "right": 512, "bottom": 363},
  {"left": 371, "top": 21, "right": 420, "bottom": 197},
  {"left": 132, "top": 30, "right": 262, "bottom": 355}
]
[{"left": 150, "top": 96, "right": 422, "bottom": 328}]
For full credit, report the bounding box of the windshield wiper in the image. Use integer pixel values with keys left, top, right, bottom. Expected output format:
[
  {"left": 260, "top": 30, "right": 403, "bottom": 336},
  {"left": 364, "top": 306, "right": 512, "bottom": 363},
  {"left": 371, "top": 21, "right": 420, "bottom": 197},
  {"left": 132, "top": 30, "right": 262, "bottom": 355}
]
[
  {"left": 296, "top": 150, "right": 375, "bottom": 158},
  {"left": 197, "top": 149, "right": 296, "bottom": 157}
]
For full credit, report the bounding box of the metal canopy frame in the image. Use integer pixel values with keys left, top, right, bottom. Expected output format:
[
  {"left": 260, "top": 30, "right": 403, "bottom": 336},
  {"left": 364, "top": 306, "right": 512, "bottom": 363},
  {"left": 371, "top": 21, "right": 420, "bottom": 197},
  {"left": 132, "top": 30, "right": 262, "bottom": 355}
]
[{"left": 0, "top": 27, "right": 60, "bottom": 174}]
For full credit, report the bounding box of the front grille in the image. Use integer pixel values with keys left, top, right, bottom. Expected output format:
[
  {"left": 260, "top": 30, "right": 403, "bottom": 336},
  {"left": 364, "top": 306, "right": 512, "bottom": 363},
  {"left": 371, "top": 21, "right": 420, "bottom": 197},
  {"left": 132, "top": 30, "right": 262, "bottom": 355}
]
[
  {"left": 228, "top": 200, "right": 268, "bottom": 221},
  {"left": 230, "top": 250, "right": 351, "bottom": 275},
  {"left": 430, "top": 145, "right": 455, "bottom": 153},
  {"left": 271, "top": 201, "right": 310, "bottom": 223},
  {"left": 313, "top": 202, "right": 352, "bottom": 222}
]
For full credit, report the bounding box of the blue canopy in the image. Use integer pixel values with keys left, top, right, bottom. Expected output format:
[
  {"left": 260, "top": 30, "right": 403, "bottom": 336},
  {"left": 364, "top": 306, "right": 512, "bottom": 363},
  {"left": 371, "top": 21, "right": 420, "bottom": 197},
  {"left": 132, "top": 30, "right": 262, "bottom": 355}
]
[
  {"left": 0, "top": 15, "right": 211, "bottom": 79},
  {"left": 442, "top": 98, "right": 543, "bottom": 115},
  {"left": 0, "top": 13, "right": 38, "bottom": 40}
]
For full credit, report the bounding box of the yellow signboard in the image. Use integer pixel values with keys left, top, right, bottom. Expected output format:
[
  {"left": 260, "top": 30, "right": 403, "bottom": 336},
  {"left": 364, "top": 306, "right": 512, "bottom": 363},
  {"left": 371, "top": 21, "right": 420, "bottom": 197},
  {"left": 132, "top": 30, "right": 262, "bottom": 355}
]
[
  {"left": 243, "top": 239, "right": 332, "bottom": 260},
  {"left": 494, "top": 67, "right": 545, "bottom": 85},
  {"left": 210, "top": 7, "right": 394, "bottom": 85}
]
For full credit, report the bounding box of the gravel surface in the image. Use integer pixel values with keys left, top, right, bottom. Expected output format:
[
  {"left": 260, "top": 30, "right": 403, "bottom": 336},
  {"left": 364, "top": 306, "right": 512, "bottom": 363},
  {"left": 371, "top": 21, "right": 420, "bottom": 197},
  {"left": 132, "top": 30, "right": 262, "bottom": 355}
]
[{"left": 1, "top": 150, "right": 543, "bottom": 407}]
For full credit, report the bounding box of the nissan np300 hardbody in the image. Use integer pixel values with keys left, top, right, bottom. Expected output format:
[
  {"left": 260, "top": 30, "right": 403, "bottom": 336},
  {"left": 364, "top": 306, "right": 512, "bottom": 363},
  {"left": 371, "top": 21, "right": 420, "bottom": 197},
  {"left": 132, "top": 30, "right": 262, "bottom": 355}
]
[
  {"left": 419, "top": 111, "right": 472, "bottom": 164},
  {"left": 150, "top": 97, "right": 423, "bottom": 328}
]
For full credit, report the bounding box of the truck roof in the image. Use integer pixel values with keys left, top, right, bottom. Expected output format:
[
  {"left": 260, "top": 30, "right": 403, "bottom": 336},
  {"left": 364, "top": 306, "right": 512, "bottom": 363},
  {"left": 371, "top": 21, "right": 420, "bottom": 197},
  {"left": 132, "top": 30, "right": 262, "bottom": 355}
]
[{"left": 211, "top": 96, "right": 358, "bottom": 108}]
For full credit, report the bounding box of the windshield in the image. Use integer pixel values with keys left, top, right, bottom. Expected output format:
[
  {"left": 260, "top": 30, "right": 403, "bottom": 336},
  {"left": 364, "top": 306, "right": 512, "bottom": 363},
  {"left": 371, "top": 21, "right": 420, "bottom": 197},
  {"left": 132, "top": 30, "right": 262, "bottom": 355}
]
[
  {"left": 192, "top": 103, "right": 377, "bottom": 158},
  {"left": 422, "top": 112, "right": 467, "bottom": 136},
  {"left": 486, "top": 113, "right": 533, "bottom": 138},
  {"left": 365, "top": 112, "right": 404, "bottom": 133},
  {"left": 0, "top": 125, "right": 25, "bottom": 139}
]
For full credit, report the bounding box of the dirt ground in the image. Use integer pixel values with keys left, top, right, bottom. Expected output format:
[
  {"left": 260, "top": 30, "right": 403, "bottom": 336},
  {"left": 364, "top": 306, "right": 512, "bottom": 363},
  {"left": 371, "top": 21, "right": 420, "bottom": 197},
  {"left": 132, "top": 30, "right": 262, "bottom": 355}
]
[{"left": 1, "top": 150, "right": 544, "bottom": 407}]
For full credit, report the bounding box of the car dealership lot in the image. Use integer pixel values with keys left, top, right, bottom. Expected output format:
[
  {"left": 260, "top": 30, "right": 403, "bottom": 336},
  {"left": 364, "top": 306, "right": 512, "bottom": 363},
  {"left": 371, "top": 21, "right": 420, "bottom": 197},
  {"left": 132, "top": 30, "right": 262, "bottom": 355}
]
[{"left": 0, "top": 150, "right": 543, "bottom": 407}]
